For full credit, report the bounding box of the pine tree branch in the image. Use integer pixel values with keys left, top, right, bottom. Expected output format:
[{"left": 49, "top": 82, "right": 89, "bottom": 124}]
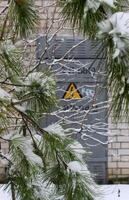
[
  {"left": 0, "top": 153, "right": 12, "bottom": 164},
  {"left": 0, "top": 12, "right": 8, "bottom": 41},
  {"left": 11, "top": 103, "right": 46, "bottom": 135},
  {"left": 23, "top": 120, "right": 47, "bottom": 168},
  {"left": 11, "top": 182, "right": 16, "bottom": 200}
]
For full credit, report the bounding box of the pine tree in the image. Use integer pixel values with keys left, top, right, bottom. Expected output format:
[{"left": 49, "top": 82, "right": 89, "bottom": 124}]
[
  {"left": 59, "top": 0, "right": 129, "bottom": 120},
  {"left": 0, "top": 1, "right": 97, "bottom": 199}
]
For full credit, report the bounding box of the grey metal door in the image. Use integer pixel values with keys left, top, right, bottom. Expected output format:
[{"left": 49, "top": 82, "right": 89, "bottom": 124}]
[{"left": 36, "top": 36, "right": 108, "bottom": 183}]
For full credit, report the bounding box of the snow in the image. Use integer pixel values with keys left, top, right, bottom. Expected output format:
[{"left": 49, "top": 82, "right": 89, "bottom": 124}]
[
  {"left": 100, "top": 0, "right": 116, "bottom": 7},
  {"left": 86, "top": 0, "right": 100, "bottom": 12},
  {"left": 0, "top": 185, "right": 12, "bottom": 200},
  {"left": 97, "top": 184, "right": 129, "bottom": 200},
  {"left": 4, "top": 40, "right": 16, "bottom": 52},
  {"left": 10, "top": 135, "right": 43, "bottom": 166},
  {"left": 13, "top": 105, "right": 26, "bottom": 112},
  {"left": 25, "top": 72, "right": 54, "bottom": 88},
  {"left": 1, "top": 184, "right": 129, "bottom": 199},
  {"left": 44, "top": 123, "right": 65, "bottom": 137},
  {"left": 110, "top": 12, "right": 129, "bottom": 35},
  {"left": 34, "top": 134, "right": 42, "bottom": 142},
  {"left": 67, "top": 160, "right": 89, "bottom": 173},
  {"left": 18, "top": 138, "right": 42, "bottom": 166},
  {"left": 0, "top": 88, "right": 11, "bottom": 100},
  {"left": 68, "top": 141, "right": 85, "bottom": 155},
  {"left": 85, "top": 0, "right": 116, "bottom": 13},
  {"left": 119, "top": 86, "right": 125, "bottom": 95},
  {"left": 98, "top": 12, "right": 129, "bottom": 57},
  {"left": 67, "top": 141, "right": 85, "bottom": 159},
  {"left": 32, "top": 175, "right": 63, "bottom": 200},
  {"left": 25, "top": 72, "right": 44, "bottom": 85}
]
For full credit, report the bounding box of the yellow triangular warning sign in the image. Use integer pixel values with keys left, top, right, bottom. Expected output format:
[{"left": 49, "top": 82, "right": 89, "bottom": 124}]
[{"left": 63, "top": 83, "right": 82, "bottom": 99}]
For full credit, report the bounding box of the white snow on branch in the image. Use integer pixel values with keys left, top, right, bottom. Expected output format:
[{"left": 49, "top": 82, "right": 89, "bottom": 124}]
[
  {"left": 11, "top": 135, "right": 42, "bottom": 166},
  {"left": 44, "top": 123, "right": 65, "bottom": 137},
  {"left": 68, "top": 161, "right": 89, "bottom": 174},
  {"left": 0, "top": 185, "right": 12, "bottom": 200},
  {"left": 13, "top": 105, "right": 26, "bottom": 112},
  {"left": 32, "top": 175, "right": 63, "bottom": 200},
  {"left": 25, "top": 72, "right": 54, "bottom": 87},
  {"left": 25, "top": 72, "right": 45, "bottom": 85},
  {"left": 67, "top": 141, "right": 85, "bottom": 159},
  {"left": 85, "top": 0, "right": 100, "bottom": 12},
  {"left": 85, "top": 0, "right": 116, "bottom": 13},
  {"left": 0, "top": 88, "right": 11, "bottom": 100},
  {"left": 98, "top": 12, "right": 129, "bottom": 58},
  {"left": 100, "top": 0, "right": 116, "bottom": 7}
]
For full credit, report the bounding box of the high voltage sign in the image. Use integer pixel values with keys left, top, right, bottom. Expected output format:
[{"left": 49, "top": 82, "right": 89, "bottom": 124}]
[{"left": 63, "top": 83, "right": 82, "bottom": 99}]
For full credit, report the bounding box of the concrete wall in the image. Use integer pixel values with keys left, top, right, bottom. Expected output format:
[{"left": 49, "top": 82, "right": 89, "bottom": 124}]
[
  {"left": 108, "top": 117, "right": 129, "bottom": 182},
  {"left": 36, "top": 0, "right": 76, "bottom": 36}
]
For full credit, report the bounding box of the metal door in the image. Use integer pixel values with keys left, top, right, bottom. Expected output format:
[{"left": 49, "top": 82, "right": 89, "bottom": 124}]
[{"left": 36, "top": 36, "right": 108, "bottom": 183}]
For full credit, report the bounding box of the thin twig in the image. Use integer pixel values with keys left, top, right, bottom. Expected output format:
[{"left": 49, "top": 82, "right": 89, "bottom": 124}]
[{"left": 0, "top": 5, "right": 8, "bottom": 15}]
